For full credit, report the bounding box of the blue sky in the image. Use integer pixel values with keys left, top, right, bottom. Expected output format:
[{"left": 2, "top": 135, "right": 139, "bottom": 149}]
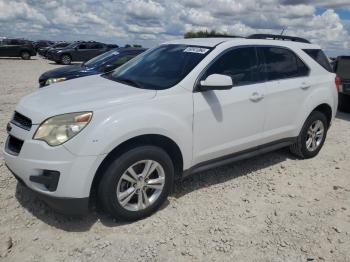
[{"left": 1, "top": 0, "right": 350, "bottom": 56}]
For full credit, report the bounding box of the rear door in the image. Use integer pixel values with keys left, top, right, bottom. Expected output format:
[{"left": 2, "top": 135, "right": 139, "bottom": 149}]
[{"left": 258, "top": 46, "right": 311, "bottom": 143}]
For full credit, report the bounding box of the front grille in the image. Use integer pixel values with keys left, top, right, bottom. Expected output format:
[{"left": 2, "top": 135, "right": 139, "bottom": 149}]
[
  {"left": 11, "top": 111, "right": 32, "bottom": 130},
  {"left": 6, "top": 135, "right": 24, "bottom": 155}
]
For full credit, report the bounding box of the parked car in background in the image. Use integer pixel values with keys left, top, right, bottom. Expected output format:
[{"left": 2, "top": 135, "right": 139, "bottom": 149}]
[
  {"left": 0, "top": 38, "right": 36, "bottom": 59},
  {"left": 39, "top": 47, "right": 146, "bottom": 87},
  {"left": 46, "top": 43, "right": 71, "bottom": 60},
  {"left": 33, "top": 40, "right": 54, "bottom": 52},
  {"left": 333, "top": 56, "right": 350, "bottom": 112},
  {"left": 3, "top": 35, "right": 338, "bottom": 220},
  {"left": 48, "top": 41, "right": 118, "bottom": 65},
  {"left": 38, "top": 42, "right": 70, "bottom": 58}
]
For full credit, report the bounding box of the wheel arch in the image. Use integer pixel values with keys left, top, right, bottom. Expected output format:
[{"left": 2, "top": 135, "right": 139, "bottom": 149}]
[
  {"left": 312, "top": 103, "right": 332, "bottom": 128},
  {"left": 90, "top": 134, "right": 184, "bottom": 198}
]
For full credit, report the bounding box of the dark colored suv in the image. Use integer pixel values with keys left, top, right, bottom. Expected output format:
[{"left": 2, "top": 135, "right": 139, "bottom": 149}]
[
  {"left": 39, "top": 47, "right": 146, "bottom": 87},
  {"left": 38, "top": 42, "right": 70, "bottom": 58},
  {"left": 333, "top": 56, "right": 350, "bottom": 112},
  {"left": 48, "top": 41, "right": 118, "bottom": 65},
  {"left": 0, "top": 38, "right": 36, "bottom": 60},
  {"left": 33, "top": 40, "right": 54, "bottom": 52}
]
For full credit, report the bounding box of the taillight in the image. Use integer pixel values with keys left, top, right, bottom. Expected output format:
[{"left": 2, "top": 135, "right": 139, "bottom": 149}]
[{"left": 335, "top": 75, "right": 341, "bottom": 92}]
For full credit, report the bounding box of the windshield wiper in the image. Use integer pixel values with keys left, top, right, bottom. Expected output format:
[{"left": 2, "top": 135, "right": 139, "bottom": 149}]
[{"left": 116, "top": 77, "right": 142, "bottom": 88}]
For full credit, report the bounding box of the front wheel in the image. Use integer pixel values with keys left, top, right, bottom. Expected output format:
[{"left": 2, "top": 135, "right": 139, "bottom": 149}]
[
  {"left": 289, "top": 111, "right": 328, "bottom": 159},
  {"left": 98, "top": 146, "right": 174, "bottom": 221}
]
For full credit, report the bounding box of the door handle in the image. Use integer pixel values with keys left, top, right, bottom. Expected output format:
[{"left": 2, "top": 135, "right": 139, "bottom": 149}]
[
  {"left": 300, "top": 83, "right": 311, "bottom": 90},
  {"left": 250, "top": 92, "right": 264, "bottom": 102}
]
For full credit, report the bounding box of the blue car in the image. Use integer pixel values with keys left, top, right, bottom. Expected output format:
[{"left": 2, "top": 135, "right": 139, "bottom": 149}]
[{"left": 39, "top": 47, "right": 147, "bottom": 87}]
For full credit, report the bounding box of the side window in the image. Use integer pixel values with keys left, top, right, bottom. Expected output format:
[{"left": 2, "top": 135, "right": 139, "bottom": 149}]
[
  {"left": 78, "top": 44, "right": 87, "bottom": 50},
  {"left": 260, "top": 47, "right": 309, "bottom": 81},
  {"left": 10, "top": 40, "right": 20, "bottom": 45},
  {"left": 89, "top": 43, "right": 103, "bottom": 49},
  {"left": 205, "top": 47, "right": 259, "bottom": 86},
  {"left": 303, "top": 49, "right": 333, "bottom": 72}
]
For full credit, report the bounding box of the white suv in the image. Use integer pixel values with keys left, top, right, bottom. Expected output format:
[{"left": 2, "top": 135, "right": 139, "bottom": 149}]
[{"left": 4, "top": 35, "right": 338, "bottom": 220}]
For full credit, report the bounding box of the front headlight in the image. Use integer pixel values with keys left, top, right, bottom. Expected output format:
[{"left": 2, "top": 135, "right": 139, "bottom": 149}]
[
  {"left": 45, "top": 77, "right": 66, "bottom": 86},
  {"left": 34, "top": 112, "right": 92, "bottom": 146}
]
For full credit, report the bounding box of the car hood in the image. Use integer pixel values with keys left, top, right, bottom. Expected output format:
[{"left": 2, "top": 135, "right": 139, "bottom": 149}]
[
  {"left": 16, "top": 75, "right": 156, "bottom": 124},
  {"left": 39, "top": 65, "right": 94, "bottom": 82}
]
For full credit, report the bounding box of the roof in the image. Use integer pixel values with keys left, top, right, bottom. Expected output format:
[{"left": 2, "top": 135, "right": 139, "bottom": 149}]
[
  {"left": 164, "top": 37, "right": 320, "bottom": 49},
  {"left": 164, "top": 38, "right": 239, "bottom": 47}
]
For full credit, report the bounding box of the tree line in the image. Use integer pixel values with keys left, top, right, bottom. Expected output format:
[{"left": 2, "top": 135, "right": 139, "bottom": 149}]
[{"left": 184, "top": 30, "right": 233, "bottom": 38}]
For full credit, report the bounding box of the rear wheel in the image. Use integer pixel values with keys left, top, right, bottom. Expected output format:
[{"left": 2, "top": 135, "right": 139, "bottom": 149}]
[
  {"left": 290, "top": 111, "right": 328, "bottom": 159},
  {"left": 60, "top": 54, "right": 71, "bottom": 65},
  {"left": 20, "top": 51, "right": 30, "bottom": 60},
  {"left": 98, "top": 146, "right": 174, "bottom": 221}
]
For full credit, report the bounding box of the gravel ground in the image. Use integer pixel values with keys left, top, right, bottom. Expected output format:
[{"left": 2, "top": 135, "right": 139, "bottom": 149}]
[{"left": 0, "top": 57, "right": 350, "bottom": 262}]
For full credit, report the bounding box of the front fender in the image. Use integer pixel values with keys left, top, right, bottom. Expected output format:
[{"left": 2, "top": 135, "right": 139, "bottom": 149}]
[{"left": 64, "top": 96, "right": 193, "bottom": 169}]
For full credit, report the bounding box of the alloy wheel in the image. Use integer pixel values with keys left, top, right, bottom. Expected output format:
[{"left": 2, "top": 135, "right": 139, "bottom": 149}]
[
  {"left": 61, "top": 56, "right": 71, "bottom": 64},
  {"left": 116, "top": 160, "right": 165, "bottom": 211},
  {"left": 306, "top": 120, "right": 324, "bottom": 152}
]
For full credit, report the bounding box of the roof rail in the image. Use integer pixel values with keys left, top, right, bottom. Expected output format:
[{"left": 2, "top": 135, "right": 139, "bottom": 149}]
[{"left": 247, "top": 34, "right": 311, "bottom": 44}]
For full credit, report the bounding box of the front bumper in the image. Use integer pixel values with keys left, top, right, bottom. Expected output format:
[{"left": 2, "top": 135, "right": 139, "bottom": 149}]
[
  {"left": 6, "top": 164, "right": 89, "bottom": 215},
  {"left": 3, "top": 121, "right": 105, "bottom": 214}
]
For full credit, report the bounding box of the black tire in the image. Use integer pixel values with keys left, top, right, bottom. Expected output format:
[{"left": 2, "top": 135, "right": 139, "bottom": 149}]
[
  {"left": 98, "top": 146, "right": 174, "bottom": 221},
  {"left": 338, "top": 93, "right": 350, "bottom": 113},
  {"left": 60, "top": 54, "right": 71, "bottom": 65},
  {"left": 20, "top": 51, "right": 30, "bottom": 60},
  {"left": 289, "top": 111, "right": 328, "bottom": 159}
]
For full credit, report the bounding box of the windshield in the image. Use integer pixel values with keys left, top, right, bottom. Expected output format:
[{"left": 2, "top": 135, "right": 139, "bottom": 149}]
[
  {"left": 103, "top": 44, "right": 212, "bottom": 90},
  {"left": 53, "top": 42, "right": 68, "bottom": 48},
  {"left": 84, "top": 49, "right": 119, "bottom": 68},
  {"left": 336, "top": 58, "right": 350, "bottom": 79}
]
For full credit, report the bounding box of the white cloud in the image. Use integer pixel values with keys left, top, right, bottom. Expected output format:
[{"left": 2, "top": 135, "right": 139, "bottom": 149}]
[
  {"left": 0, "top": 0, "right": 349, "bottom": 54},
  {"left": 126, "top": 0, "right": 165, "bottom": 19},
  {"left": 0, "top": 0, "right": 49, "bottom": 24}
]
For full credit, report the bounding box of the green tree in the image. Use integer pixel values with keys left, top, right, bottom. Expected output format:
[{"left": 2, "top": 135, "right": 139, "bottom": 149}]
[{"left": 184, "top": 30, "right": 232, "bottom": 38}]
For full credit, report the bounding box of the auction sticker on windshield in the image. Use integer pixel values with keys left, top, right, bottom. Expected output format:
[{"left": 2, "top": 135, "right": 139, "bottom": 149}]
[{"left": 184, "top": 47, "right": 209, "bottom": 54}]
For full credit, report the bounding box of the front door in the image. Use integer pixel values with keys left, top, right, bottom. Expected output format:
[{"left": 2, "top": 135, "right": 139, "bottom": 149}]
[{"left": 193, "top": 47, "right": 267, "bottom": 165}]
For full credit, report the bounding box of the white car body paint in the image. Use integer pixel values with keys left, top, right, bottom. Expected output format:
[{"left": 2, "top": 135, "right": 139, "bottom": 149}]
[{"left": 3, "top": 37, "right": 338, "bottom": 201}]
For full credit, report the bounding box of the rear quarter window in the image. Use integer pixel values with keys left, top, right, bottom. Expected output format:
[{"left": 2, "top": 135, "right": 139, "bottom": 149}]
[{"left": 303, "top": 49, "right": 333, "bottom": 72}]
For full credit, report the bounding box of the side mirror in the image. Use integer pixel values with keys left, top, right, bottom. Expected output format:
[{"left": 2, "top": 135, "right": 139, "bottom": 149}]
[{"left": 199, "top": 74, "right": 233, "bottom": 91}]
